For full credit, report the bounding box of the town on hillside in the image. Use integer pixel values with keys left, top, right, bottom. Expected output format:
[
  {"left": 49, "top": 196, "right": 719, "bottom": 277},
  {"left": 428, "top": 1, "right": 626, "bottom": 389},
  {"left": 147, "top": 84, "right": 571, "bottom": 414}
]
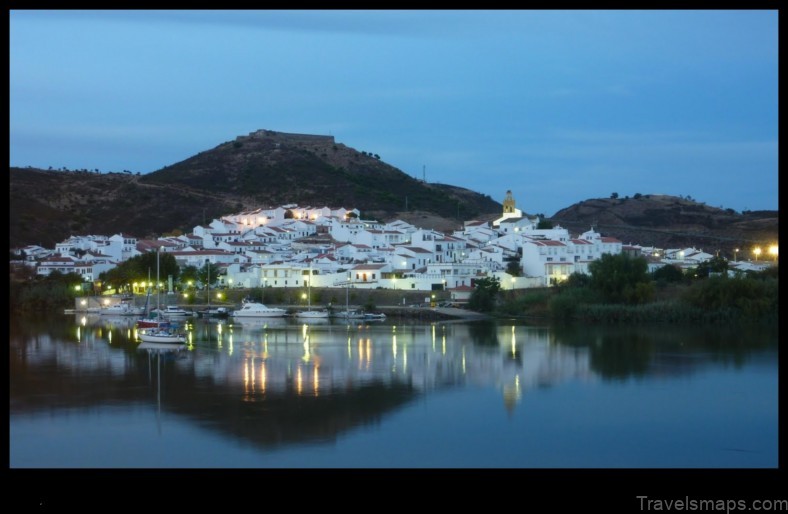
[{"left": 12, "top": 190, "right": 777, "bottom": 303}]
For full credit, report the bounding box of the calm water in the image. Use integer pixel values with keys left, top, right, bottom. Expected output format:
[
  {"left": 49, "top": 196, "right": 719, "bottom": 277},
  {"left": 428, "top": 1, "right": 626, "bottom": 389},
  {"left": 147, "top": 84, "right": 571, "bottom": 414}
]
[{"left": 9, "top": 312, "right": 778, "bottom": 469}]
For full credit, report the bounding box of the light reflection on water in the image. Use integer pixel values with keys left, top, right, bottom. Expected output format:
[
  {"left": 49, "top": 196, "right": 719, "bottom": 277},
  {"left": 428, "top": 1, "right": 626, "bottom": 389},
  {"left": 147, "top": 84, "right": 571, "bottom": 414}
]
[{"left": 9, "top": 313, "right": 778, "bottom": 469}]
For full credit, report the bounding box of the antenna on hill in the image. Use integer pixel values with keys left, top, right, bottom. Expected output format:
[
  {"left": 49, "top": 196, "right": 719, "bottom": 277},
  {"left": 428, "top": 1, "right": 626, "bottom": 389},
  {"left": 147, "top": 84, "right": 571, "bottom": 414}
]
[{"left": 422, "top": 165, "right": 426, "bottom": 182}]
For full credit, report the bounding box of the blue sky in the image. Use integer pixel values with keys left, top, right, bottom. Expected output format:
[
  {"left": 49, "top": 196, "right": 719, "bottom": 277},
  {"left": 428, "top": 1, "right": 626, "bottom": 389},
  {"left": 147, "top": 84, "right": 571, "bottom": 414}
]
[{"left": 10, "top": 10, "right": 778, "bottom": 216}]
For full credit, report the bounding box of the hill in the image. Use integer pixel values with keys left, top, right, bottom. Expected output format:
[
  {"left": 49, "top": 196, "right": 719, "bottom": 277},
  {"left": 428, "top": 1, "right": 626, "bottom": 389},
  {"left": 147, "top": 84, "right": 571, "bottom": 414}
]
[
  {"left": 549, "top": 194, "right": 778, "bottom": 256},
  {"left": 9, "top": 131, "right": 778, "bottom": 255},
  {"left": 9, "top": 130, "right": 501, "bottom": 248}
]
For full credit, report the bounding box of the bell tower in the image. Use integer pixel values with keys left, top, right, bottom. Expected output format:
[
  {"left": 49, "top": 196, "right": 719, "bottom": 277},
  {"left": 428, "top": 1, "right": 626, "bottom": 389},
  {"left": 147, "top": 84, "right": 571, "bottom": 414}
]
[{"left": 503, "top": 190, "right": 516, "bottom": 215}]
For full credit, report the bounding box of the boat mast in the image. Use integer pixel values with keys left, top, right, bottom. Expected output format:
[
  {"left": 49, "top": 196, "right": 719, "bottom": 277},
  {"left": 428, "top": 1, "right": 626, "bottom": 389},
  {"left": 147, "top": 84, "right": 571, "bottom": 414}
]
[{"left": 156, "top": 248, "right": 161, "bottom": 316}]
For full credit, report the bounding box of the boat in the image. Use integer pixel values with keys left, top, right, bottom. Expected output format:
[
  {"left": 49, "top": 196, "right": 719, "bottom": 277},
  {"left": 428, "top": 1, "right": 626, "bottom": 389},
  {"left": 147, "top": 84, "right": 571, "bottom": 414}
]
[
  {"left": 138, "top": 248, "right": 187, "bottom": 345},
  {"left": 332, "top": 274, "right": 364, "bottom": 319},
  {"left": 363, "top": 312, "right": 387, "bottom": 321},
  {"left": 296, "top": 308, "right": 330, "bottom": 319},
  {"left": 151, "top": 305, "right": 195, "bottom": 318},
  {"left": 99, "top": 301, "right": 143, "bottom": 316},
  {"left": 295, "top": 263, "right": 330, "bottom": 319},
  {"left": 137, "top": 284, "right": 170, "bottom": 329},
  {"left": 197, "top": 262, "right": 228, "bottom": 318},
  {"left": 231, "top": 301, "right": 288, "bottom": 318},
  {"left": 333, "top": 309, "right": 365, "bottom": 320},
  {"left": 137, "top": 329, "right": 187, "bottom": 345},
  {"left": 137, "top": 317, "right": 171, "bottom": 329},
  {"left": 200, "top": 306, "right": 230, "bottom": 319}
]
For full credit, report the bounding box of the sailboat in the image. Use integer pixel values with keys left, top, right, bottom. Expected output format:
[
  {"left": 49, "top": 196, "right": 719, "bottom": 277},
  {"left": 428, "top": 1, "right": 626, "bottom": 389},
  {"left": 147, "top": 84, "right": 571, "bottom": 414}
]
[
  {"left": 199, "top": 261, "right": 229, "bottom": 319},
  {"left": 137, "top": 268, "right": 170, "bottom": 329},
  {"left": 295, "top": 262, "right": 330, "bottom": 319},
  {"left": 138, "top": 249, "right": 186, "bottom": 345},
  {"left": 333, "top": 271, "right": 363, "bottom": 320}
]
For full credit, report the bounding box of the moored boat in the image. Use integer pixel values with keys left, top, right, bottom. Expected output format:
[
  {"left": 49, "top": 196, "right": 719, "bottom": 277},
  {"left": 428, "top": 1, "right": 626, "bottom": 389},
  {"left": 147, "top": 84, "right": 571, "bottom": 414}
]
[
  {"left": 138, "top": 328, "right": 187, "bottom": 344},
  {"left": 231, "top": 301, "right": 288, "bottom": 318},
  {"left": 151, "top": 305, "right": 195, "bottom": 318},
  {"left": 99, "top": 301, "right": 144, "bottom": 316}
]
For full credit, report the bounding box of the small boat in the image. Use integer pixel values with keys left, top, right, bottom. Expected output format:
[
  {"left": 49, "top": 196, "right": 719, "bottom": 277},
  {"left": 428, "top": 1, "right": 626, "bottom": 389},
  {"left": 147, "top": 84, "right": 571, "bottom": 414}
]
[
  {"left": 137, "top": 250, "right": 187, "bottom": 345},
  {"left": 333, "top": 309, "right": 365, "bottom": 320},
  {"left": 295, "top": 309, "right": 331, "bottom": 319},
  {"left": 151, "top": 305, "right": 195, "bottom": 318},
  {"left": 363, "top": 312, "right": 387, "bottom": 321},
  {"left": 199, "top": 306, "right": 230, "bottom": 318},
  {"left": 138, "top": 328, "right": 187, "bottom": 344},
  {"left": 295, "top": 264, "right": 330, "bottom": 319},
  {"left": 137, "top": 316, "right": 171, "bottom": 329},
  {"left": 138, "top": 340, "right": 186, "bottom": 351},
  {"left": 99, "top": 301, "right": 144, "bottom": 316},
  {"left": 231, "top": 301, "right": 288, "bottom": 318}
]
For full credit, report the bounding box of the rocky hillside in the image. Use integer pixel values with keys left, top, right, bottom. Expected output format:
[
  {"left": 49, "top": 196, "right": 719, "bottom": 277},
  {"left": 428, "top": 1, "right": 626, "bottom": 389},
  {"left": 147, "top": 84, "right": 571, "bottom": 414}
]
[
  {"left": 549, "top": 194, "right": 778, "bottom": 256},
  {"left": 10, "top": 130, "right": 501, "bottom": 248}
]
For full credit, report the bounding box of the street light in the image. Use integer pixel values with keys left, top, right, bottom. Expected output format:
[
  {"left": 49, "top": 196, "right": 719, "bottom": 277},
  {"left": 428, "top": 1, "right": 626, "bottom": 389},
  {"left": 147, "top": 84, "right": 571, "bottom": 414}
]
[
  {"left": 768, "top": 244, "right": 778, "bottom": 262},
  {"left": 753, "top": 247, "right": 762, "bottom": 261},
  {"left": 734, "top": 248, "right": 739, "bottom": 261}
]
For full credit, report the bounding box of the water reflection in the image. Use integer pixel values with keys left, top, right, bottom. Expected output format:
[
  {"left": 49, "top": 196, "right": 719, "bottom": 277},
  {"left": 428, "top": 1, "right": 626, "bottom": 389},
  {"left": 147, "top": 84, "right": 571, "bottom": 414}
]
[{"left": 10, "top": 313, "right": 777, "bottom": 463}]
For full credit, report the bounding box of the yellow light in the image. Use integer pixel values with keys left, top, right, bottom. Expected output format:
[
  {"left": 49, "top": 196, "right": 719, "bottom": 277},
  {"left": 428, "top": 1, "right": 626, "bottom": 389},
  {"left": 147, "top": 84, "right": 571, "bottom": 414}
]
[{"left": 753, "top": 247, "right": 762, "bottom": 260}]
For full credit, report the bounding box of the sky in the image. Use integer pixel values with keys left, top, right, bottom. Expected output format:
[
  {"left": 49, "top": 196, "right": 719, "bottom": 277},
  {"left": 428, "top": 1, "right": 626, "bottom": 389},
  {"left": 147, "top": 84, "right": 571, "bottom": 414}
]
[{"left": 9, "top": 10, "right": 779, "bottom": 216}]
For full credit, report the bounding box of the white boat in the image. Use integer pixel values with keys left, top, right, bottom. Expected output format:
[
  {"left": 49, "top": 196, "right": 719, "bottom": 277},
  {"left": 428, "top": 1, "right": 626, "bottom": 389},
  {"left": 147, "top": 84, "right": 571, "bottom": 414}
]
[
  {"left": 138, "top": 249, "right": 187, "bottom": 345},
  {"left": 296, "top": 309, "right": 330, "bottom": 319},
  {"left": 333, "top": 309, "right": 365, "bottom": 320},
  {"left": 138, "top": 328, "right": 187, "bottom": 344},
  {"left": 231, "top": 301, "right": 288, "bottom": 318},
  {"left": 363, "top": 312, "right": 387, "bottom": 321},
  {"left": 138, "top": 339, "right": 186, "bottom": 351},
  {"left": 99, "top": 302, "right": 144, "bottom": 316},
  {"left": 151, "top": 305, "right": 195, "bottom": 318},
  {"left": 295, "top": 263, "right": 330, "bottom": 319}
]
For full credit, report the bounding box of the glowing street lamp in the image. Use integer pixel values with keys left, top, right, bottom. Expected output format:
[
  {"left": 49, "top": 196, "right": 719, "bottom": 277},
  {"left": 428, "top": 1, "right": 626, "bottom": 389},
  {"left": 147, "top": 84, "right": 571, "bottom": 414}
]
[
  {"left": 753, "top": 247, "right": 762, "bottom": 261},
  {"left": 734, "top": 248, "right": 739, "bottom": 261},
  {"left": 768, "top": 245, "right": 778, "bottom": 262}
]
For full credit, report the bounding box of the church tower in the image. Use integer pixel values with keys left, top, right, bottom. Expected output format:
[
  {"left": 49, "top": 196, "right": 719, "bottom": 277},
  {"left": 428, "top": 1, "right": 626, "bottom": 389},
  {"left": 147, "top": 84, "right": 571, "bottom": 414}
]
[{"left": 503, "top": 190, "right": 516, "bottom": 215}]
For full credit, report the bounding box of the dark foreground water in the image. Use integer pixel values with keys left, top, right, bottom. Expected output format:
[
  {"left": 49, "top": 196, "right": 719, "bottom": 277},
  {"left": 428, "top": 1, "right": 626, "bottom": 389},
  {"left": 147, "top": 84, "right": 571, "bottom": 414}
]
[{"left": 10, "top": 312, "right": 778, "bottom": 472}]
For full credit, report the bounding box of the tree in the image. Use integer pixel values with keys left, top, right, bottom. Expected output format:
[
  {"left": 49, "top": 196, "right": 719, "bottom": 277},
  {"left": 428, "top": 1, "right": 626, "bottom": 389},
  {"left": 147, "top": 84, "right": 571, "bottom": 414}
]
[
  {"left": 468, "top": 276, "right": 501, "bottom": 313},
  {"left": 651, "top": 264, "right": 684, "bottom": 284},
  {"left": 691, "top": 256, "right": 729, "bottom": 279},
  {"left": 505, "top": 259, "right": 521, "bottom": 277},
  {"left": 610, "top": 192, "right": 619, "bottom": 199},
  {"left": 588, "top": 253, "right": 653, "bottom": 304},
  {"left": 536, "top": 218, "right": 554, "bottom": 229},
  {"left": 197, "top": 261, "right": 221, "bottom": 289}
]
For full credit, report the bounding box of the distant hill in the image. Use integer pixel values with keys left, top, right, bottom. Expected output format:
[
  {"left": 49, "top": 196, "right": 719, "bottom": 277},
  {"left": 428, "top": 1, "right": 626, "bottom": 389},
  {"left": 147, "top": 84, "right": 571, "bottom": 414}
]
[
  {"left": 549, "top": 194, "right": 778, "bottom": 256},
  {"left": 9, "top": 129, "right": 501, "bottom": 248},
  {"left": 9, "top": 131, "right": 778, "bottom": 255}
]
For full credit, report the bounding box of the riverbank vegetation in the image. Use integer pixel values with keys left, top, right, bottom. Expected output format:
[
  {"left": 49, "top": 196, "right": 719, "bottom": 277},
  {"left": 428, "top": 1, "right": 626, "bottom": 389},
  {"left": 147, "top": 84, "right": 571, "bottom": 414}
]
[
  {"left": 11, "top": 253, "right": 778, "bottom": 325},
  {"left": 472, "top": 254, "right": 778, "bottom": 325}
]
